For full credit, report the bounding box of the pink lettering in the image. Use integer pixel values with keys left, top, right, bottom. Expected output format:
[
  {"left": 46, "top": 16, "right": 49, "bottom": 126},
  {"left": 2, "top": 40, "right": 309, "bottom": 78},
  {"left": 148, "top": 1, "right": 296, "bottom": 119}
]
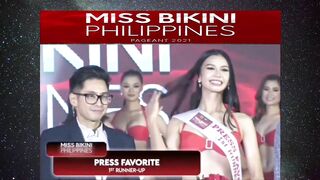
[{"left": 205, "top": 139, "right": 214, "bottom": 149}]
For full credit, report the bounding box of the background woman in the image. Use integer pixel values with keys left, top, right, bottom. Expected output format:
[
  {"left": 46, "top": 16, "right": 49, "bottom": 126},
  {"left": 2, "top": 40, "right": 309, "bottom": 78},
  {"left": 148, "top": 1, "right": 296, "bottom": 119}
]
[
  {"left": 146, "top": 49, "right": 263, "bottom": 179},
  {"left": 104, "top": 69, "right": 166, "bottom": 150},
  {"left": 254, "top": 74, "right": 281, "bottom": 180}
]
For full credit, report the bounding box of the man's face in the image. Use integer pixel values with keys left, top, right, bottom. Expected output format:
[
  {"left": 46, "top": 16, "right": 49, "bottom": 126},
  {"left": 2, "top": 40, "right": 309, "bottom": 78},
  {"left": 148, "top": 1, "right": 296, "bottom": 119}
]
[{"left": 70, "top": 79, "right": 109, "bottom": 123}]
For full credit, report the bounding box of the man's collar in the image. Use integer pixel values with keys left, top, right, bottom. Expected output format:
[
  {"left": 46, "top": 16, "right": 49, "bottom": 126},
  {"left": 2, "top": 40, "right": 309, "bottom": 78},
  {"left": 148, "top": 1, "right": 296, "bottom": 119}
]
[{"left": 76, "top": 119, "right": 104, "bottom": 138}]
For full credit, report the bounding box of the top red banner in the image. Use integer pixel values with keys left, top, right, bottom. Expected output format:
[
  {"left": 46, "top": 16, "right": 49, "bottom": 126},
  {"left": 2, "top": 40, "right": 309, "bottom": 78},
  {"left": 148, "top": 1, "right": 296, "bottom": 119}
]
[{"left": 40, "top": 11, "right": 281, "bottom": 44}]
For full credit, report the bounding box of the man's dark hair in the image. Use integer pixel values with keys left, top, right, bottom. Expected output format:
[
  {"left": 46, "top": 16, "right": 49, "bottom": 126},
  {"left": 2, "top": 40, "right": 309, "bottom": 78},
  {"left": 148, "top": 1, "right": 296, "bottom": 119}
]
[{"left": 65, "top": 65, "right": 110, "bottom": 123}]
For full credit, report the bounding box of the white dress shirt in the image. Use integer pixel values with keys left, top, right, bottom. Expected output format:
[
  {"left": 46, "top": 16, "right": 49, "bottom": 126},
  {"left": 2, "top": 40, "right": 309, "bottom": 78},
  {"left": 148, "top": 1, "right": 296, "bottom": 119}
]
[{"left": 77, "top": 119, "right": 108, "bottom": 180}]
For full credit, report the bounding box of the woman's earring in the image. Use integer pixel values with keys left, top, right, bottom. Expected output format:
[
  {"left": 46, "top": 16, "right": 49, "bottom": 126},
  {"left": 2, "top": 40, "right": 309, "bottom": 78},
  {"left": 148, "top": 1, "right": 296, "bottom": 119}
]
[
  {"left": 198, "top": 81, "right": 202, "bottom": 88},
  {"left": 228, "top": 84, "right": 230, "bottom": 91},
  {"left": 120, "top": 92, "right": 123, "bottom": 96}
]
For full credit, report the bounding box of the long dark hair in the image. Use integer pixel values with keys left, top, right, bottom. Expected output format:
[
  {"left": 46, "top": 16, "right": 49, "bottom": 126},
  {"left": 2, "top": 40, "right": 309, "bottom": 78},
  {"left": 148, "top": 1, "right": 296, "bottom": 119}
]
[
  {"left": 162, "top": 49, "right": 240, "bottom": 129},
  {"left": 64, "top": 65, "right": 110, "bottom": 124},
  {"left": 253, "top": 74, "right": 280, "bottom": 123}
]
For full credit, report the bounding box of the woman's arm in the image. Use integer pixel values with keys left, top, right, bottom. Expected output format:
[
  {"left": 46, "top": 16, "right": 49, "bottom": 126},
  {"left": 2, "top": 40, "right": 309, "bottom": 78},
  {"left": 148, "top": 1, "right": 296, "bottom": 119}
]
[
  {"left": 145, "top": 91, "right": 180, "bottom": 150},
  {"left": 145, "top": 91, "right": 167, "bottom": 149},
  {"left": 237, "top": 113, "right": 264, "bottom": 180},
  {"left": 165, "top": 118, "right": 182, "bottom": 150},
  {"left": 156, "top": 115, "right": 167, "bottom": 140}
]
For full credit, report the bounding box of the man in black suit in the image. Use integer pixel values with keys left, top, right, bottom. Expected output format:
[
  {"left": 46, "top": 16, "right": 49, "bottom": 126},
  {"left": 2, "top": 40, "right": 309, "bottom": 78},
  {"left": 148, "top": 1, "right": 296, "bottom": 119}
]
[{"left": 40, "top": 65, "right": 138, "bottom": 180}]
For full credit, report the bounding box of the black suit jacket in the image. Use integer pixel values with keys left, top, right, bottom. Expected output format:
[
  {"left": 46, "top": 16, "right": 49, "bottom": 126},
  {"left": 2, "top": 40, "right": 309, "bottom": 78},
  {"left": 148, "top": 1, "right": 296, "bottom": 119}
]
[{"left": 40, "top": 120, "right": 138, "bottom": 180}]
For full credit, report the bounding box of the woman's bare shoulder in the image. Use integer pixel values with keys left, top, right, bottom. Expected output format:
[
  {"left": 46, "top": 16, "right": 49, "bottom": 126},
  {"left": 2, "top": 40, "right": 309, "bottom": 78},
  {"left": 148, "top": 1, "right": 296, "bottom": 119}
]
[{"left": 233, "top": 112, "right": 254, "bottom": 126}]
